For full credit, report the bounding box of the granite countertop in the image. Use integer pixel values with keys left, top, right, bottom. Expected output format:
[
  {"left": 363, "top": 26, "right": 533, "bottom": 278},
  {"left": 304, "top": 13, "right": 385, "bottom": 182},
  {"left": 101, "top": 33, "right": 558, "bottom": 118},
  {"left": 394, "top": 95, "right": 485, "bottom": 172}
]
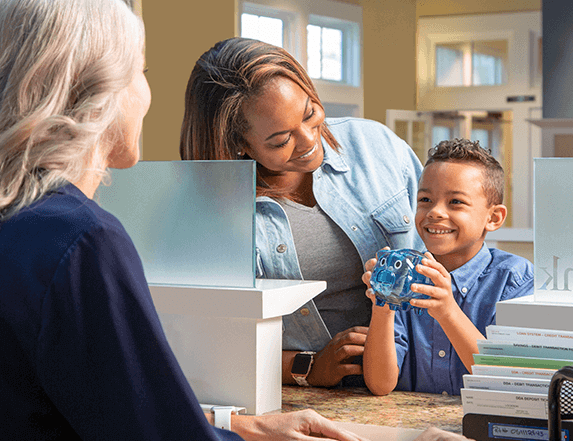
[{"left": 281, "top": 386, "right": 464, "bottom": 433}]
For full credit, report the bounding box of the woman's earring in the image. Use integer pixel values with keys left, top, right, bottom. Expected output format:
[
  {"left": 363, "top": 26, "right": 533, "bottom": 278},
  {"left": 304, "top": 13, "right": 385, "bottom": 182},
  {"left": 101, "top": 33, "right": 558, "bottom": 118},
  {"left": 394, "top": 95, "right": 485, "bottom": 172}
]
[{"left": 237, "top": 151, "right": 244, "bottom": 159}]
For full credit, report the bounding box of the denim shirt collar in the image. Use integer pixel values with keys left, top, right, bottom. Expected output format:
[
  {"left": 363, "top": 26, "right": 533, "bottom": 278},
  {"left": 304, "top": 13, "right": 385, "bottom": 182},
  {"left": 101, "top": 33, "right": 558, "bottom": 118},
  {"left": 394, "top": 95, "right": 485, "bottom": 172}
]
[
  {"left": 319, "top": 137, "right": 349, "bottom": 174},
  {"left": 255, "top": 139, "right": 348, "bottom": 206},
  {"left": 450, "top": 244, "right": 492, "bottom": 298}
]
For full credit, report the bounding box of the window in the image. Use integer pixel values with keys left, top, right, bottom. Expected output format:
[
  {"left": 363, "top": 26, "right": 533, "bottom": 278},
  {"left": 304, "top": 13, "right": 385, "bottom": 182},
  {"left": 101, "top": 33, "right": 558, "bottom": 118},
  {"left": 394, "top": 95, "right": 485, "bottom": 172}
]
[
  {"left": 472, "top": 40, "right": 507, "bottom": 86},
  {"left": 436, "top": 45, "right": 464, "bottom": 87},
  {"left": 435, "top": 40, "right": 507, "bottom": 87},
  {"left": 240, "top": 3, "right": 294, "bottom": 50},
  {"left": 307, "top": 25, "right": 342, "bottom": 81},
  {"left": 241, "top": 13, "right": 284, "bottom": 48},
  {"left": 432, "top": 126, "right": 454, "bottom": 147},
  {"left": 306, "top": 16, "right": 360, "bottom": 86},
  {"left": 240, "top": 0, "right": 363, "bottom": 117},
  {"left": 471, "top": 128, "right": 490, "bottom": 149}
]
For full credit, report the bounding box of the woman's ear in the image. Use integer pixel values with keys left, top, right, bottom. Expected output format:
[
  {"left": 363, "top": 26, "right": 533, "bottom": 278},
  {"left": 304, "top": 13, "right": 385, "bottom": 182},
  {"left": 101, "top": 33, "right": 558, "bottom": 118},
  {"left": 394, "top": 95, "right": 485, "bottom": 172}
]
[
  {"left": 485, "top": 204, "right": 508, "bottom": 232},
  {"left": 235, "top": 134, "right": 251, "bottom": 159}
]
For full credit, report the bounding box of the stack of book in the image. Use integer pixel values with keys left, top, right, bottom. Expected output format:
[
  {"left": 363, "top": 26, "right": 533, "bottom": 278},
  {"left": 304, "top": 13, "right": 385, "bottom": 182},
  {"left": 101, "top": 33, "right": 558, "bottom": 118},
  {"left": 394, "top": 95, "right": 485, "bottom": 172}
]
[{"left": 461, "top": 325, "right": 573, "bottom": 440}]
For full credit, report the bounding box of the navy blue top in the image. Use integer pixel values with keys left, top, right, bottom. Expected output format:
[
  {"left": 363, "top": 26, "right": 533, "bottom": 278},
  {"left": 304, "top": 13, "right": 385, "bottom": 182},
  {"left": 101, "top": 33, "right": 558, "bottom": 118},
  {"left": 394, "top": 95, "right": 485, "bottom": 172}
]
[
  {"left": 0, "top": 184, "right": 243, "bottom": 440},
  {"left": 394, "top": 245, "right": 534, "bottom": 395}
]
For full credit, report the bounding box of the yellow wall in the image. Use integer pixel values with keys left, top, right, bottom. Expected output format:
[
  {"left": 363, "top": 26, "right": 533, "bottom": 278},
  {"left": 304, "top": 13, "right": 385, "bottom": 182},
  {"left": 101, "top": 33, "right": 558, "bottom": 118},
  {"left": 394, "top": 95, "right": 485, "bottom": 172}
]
[
  {"left": 363, "top": 0, "right": 417, "bottom": 124},
  {"left": 142, "top": 0, "right": 237, "bottom": 160}
]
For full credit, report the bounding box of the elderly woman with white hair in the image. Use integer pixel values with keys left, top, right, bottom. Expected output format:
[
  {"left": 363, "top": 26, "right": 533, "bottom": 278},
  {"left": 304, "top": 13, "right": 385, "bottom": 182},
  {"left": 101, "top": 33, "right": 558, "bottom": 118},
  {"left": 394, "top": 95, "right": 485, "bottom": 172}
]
[{"left": 0, "top": 0, "right": 371, "bottom": 440}]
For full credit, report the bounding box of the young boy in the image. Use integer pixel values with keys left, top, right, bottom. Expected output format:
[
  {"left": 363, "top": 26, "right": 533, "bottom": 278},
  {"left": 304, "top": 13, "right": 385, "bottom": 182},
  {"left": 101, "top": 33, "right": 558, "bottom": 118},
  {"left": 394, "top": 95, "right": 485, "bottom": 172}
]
[{"left": 362, "top": 139, "right": 534, "bottom": 396}]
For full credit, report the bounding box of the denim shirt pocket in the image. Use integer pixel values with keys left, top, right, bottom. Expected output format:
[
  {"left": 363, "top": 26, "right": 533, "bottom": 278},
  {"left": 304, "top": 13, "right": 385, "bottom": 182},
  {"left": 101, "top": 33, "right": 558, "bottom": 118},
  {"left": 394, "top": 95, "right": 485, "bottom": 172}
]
[
  {"left": 370, "top": 189, "right": 416, "bottom": 250},
  {"left": 282, "top": 300, "right": 332, "bottom": 352}
]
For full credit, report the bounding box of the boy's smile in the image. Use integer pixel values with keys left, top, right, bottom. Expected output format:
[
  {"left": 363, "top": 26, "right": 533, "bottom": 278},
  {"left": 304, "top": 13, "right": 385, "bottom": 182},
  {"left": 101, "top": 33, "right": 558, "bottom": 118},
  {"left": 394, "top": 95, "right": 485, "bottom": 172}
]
[{"left": 415, "top": 161, "right": 505, "bottom": 272}]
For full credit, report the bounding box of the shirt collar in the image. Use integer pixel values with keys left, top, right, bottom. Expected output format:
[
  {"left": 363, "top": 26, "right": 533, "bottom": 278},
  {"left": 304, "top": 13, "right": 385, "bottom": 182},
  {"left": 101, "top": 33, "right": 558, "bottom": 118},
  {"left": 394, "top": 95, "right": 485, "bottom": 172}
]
[
  {"left": 319, "top": 137, "right": 349, "bottom": 173},
  {"left": 450, "top": 244, "right": 492, "bottom": 298}
]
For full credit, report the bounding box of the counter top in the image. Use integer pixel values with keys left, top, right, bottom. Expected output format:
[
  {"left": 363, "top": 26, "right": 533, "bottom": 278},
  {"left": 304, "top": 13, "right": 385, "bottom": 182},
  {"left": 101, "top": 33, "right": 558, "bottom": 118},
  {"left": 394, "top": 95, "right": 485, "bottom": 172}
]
[{"left": 281, "top": 385, "right": 463, "bottom": 433}]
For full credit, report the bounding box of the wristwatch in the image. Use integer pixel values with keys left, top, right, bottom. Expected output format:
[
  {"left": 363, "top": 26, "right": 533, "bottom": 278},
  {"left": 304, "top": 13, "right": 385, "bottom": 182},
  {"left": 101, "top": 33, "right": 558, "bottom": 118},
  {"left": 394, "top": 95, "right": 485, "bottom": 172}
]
[
  {"left": 291, "top": 351, "right": 316, "bottom": 386},
  {"left": 210, "top": 405, "right": 246, "bottom": 431}
]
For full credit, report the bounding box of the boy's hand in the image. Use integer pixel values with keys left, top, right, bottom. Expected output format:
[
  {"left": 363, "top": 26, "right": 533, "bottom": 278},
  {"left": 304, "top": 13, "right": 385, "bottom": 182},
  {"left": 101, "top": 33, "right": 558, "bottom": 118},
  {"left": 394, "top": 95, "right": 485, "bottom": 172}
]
[
  {"left": 409, "top": 253, "right": 485, "bottom": 372},
  {"left": 362, "top": 257, "right": 377, "bottom": 288},
  {"left": 362, "top": 246, "right": 390, "bottom": 295},
  {"left": 409, "top": 252, "right": 460, "bottom": 322},
  {"left": 362, "top": 257, "right": 377, "bottom": 304}
]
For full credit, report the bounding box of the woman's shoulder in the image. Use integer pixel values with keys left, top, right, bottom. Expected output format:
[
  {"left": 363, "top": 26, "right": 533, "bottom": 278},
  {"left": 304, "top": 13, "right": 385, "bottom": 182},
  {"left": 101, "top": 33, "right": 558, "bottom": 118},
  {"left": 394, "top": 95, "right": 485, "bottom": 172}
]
[
  {"left": 0, "top": 184, "right": 136, "bottom": 304},
  {"left": 5, "top": 184, "right": 129, "bottom": 253},
  {"left": 324, "top": 117, "right": 414, "bottom": 164},
  {"left": 326, "top": 117, "right": 390, "bottom": 134},
  {"left": 326, "top": 117, "right": 408, "bottom": 149}
]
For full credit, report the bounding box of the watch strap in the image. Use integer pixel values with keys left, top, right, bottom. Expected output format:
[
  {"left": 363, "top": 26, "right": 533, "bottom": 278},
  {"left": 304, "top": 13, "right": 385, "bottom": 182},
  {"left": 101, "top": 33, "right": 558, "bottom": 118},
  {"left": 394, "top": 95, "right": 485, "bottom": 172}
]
[
  {"left": 211, "top": 405, "right": 246, "bottom": 431},
  {"left": 293, "top": 375, "right": 312, "bottom": 387}
]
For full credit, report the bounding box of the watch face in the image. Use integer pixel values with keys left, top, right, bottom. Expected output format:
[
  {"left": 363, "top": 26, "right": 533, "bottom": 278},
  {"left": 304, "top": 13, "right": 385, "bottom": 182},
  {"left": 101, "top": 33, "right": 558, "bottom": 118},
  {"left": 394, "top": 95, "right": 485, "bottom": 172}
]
[{"left": 291, "top": 353, "right": 313, "bottom": 375}]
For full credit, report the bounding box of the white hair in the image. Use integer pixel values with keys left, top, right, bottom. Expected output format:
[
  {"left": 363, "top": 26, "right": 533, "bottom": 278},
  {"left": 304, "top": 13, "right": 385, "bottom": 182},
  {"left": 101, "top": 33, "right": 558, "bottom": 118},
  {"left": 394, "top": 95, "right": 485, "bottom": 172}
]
[{"left": 0, "top": 0, "right": 145, "bottom": 219}]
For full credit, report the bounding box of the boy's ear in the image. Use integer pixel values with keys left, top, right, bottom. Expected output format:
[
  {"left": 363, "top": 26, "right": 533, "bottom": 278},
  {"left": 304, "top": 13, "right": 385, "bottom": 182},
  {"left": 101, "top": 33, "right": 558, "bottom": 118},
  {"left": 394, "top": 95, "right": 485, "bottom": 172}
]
[{"left": 485, "top": 204, "right": 507, "bottom": 232}]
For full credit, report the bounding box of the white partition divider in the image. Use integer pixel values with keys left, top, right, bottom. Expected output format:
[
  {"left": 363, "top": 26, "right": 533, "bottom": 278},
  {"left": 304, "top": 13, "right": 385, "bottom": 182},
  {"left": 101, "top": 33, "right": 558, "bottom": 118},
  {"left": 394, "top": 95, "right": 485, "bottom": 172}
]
[
  {"left": 497, "top": 158, "right": 573, "bottom": 330},
  {"left": 97, "top": 161, "right": 256, "bottom": 288},
  {"left": 98, "top": 161, "right": 328, "bottom": 414},
  {"left": 150, "top": 279, "right": 326, "bottom": 415}
]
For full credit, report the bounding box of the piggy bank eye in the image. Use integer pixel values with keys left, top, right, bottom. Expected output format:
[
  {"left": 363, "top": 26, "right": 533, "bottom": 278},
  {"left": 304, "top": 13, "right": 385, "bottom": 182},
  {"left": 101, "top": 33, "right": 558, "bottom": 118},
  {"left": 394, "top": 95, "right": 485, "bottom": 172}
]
[
  {"left": 380, "top": 257, "right": 387, "bottom": 266},
  {"left": 394, "top": 260, "right": 402, "bottom": 269}
]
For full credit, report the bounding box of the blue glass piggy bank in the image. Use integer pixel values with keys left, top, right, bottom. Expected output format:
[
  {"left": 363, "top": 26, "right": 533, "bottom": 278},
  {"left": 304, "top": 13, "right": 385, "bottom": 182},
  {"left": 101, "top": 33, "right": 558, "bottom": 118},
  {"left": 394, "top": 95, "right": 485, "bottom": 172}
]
[{"left": 370, "top": 249, "right": 432, "bottom": 315}]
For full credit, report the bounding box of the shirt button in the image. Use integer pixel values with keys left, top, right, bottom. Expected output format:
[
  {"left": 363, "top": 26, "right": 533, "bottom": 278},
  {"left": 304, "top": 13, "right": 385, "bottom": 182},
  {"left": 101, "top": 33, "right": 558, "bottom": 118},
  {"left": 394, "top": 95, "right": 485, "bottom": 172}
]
[
  {"left": 442, "top": 391, "right": 449, "bottom": 396},
  {"left": 403, "top": 215, "right": 410, "bottom": 224},
  {"left": 461, "top": 287, "right": 468, "bottom": 294},
  {"left": 351, "top": 226, "right": 358, "bottom": 231},
  {"left": 276, "top": 244, "right": 287, "bottom": 253},
  {"left": 438, "top": 350, "right": 446, "bottom": 357},
  {"left": 300, "top": 308, "right": 310, "bottom": 316}
]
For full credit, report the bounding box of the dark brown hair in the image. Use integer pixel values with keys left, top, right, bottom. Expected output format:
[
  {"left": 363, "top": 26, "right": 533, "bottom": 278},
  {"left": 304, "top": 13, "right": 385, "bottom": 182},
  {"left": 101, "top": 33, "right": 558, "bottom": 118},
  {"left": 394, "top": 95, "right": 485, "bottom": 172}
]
[
  {"left": 179, "top": 37, "right": 339, "bottom": 198},
  {"left": 426, "top": 138, "right": 504, "bottom": 205}
]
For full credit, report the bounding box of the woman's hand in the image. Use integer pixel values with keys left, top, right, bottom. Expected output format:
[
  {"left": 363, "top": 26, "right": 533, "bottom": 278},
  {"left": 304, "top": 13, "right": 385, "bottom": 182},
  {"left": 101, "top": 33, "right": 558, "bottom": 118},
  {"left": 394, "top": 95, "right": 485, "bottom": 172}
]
[
  {"left": 233, "top": 409, "right": 369, "bottom": 441},
  {"left": 232, "top": 411, "right": 472, "bottom": 441},
  {"left": 306, "top": 326, "right": 368, "bottom": 387}
]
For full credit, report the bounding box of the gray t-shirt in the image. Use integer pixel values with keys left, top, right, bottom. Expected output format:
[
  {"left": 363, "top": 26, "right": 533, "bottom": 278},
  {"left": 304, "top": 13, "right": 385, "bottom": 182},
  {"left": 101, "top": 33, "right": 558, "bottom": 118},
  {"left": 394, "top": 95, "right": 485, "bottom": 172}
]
[{"left": 279, "top": 199, "right": 372, "bottom": 336}]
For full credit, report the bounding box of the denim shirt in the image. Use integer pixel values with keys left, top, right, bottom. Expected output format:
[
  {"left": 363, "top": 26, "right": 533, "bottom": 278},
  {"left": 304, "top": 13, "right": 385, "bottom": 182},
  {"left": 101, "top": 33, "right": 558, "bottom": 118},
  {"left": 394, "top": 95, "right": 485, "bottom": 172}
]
[{"left": 255, "top": 117, "right": 424, "bottom": 351}]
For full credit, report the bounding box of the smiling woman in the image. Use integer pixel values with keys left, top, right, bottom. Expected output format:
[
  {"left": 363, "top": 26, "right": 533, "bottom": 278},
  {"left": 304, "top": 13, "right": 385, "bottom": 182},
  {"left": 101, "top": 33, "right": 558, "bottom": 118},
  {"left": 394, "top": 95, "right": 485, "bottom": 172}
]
[
  {"left": 180, "top": 37, "right": 424, "bottom": 389},
  {"left": 240, "top": 76, "right": 325, "bottom": 206}
]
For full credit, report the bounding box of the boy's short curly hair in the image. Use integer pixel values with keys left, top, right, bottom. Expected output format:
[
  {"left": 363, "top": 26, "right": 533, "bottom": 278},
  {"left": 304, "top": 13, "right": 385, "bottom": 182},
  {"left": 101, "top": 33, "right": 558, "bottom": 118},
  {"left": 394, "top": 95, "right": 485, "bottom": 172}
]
[{"left": 426, "top": 138, "right": 504, "bottom": 206}]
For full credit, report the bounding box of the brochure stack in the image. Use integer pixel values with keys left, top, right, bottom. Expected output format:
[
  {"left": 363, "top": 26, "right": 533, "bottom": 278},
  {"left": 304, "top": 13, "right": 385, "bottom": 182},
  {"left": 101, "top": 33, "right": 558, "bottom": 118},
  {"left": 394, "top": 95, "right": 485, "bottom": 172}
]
[{"left": 461, "top": 325, "right": 573, "bottom": 440}]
